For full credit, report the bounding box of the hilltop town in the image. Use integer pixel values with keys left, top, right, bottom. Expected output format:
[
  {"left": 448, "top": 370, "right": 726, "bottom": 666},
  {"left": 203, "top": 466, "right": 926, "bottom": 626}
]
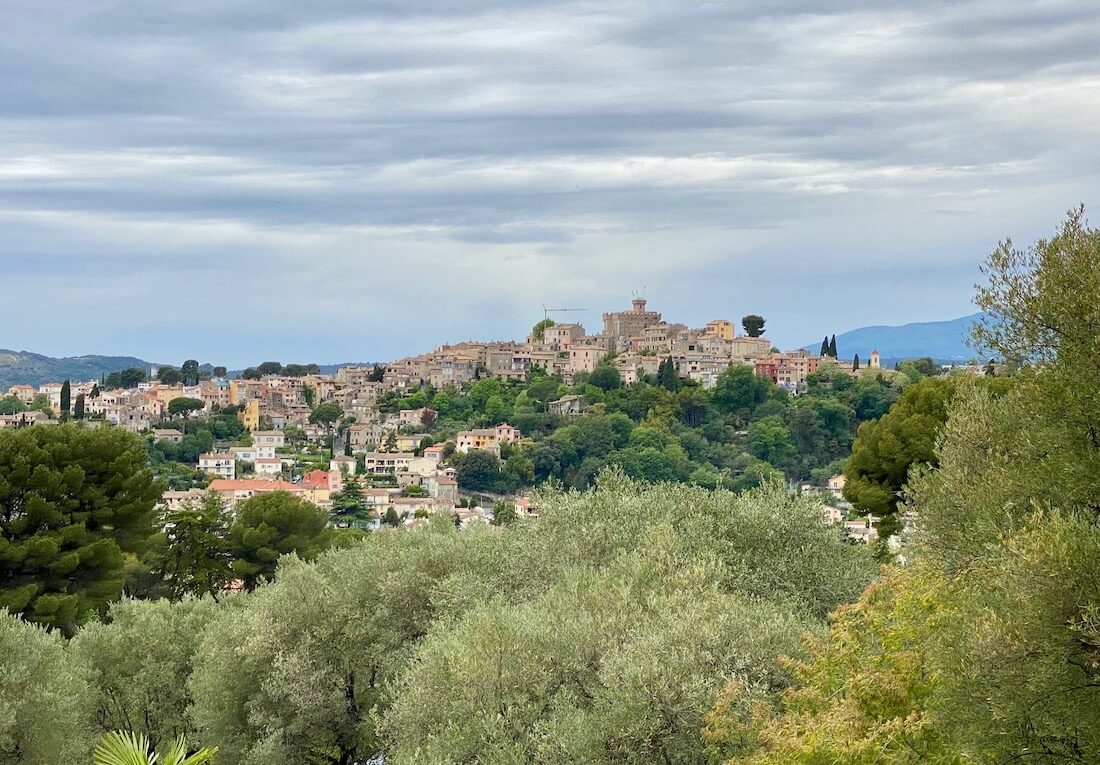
[{"left": 0, "top": 297, "right": 940, "bottom": 539}]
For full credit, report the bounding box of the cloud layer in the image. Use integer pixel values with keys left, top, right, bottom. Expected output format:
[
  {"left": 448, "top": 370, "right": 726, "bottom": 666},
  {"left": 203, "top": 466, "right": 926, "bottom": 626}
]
[{"left": 2, "top": 0, "right": 1097, "bottom": 365}]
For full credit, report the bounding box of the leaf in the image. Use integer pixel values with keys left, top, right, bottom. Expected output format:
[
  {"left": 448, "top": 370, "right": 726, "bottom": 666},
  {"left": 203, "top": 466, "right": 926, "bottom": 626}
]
[{"left": 93, "top": 730, "right": 155, "bottom": 765}]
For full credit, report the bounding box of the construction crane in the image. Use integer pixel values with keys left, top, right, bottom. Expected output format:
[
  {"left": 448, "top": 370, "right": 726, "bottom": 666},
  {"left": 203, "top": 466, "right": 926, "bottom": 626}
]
[{"left": 542, "top": 305, "right": 588, "bottom": 321}]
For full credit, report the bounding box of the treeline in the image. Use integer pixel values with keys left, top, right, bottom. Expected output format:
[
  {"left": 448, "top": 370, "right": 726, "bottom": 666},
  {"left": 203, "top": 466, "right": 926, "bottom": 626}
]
[
  {"left": 0, "top": 425, "right": 338, "bottom": 636},
  {"left": 0, "top": 474, "right": 876, "bottom": 764},
  {"left": 383, "top": 354, "right": 935, "bottom": 495}
]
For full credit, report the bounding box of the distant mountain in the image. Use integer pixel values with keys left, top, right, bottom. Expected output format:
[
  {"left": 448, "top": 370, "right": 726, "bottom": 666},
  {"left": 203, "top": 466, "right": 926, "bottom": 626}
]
[
  {"left": 0, "top": 350, "right": 153, "bottom": 390},
  {"left": 315, "top": 362, "right": 379, "bottom": 375},
  {"left": 803, "top": 313, "right": 987, "bottom": 363},
  {"left": 226, "top": 362, "right": 379, "bottom": 378}
]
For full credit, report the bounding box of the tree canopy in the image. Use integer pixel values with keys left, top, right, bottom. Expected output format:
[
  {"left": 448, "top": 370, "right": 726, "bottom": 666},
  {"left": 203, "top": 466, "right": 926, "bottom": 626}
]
[
  {"left": 0, "top": 425, "right": 161, "bottom": 633},
  {"left": 308, "top": 402, "right": 344, "bottom": 427},
  {"left": 741, "top": 314, "right": 766, "bottom": 337},
  {"left": 226, "top": 492, "right": 330, "bottom": 590},
  {"left": 167, "top": 397, "right": 205, "bottom": 418},
  {"left": 706, "top": 207, "right": 1100, "bottom": 764}
]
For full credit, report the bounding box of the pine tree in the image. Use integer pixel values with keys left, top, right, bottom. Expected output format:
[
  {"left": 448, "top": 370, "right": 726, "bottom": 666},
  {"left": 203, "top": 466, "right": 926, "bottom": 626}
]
[
  {"left": 383, "top": 430, "right": 399, "bottom": 453},
  {"left": 0, "top": 426, "right": 161, "bottom": 633},
  {"left": 828, "top": 334, "right": 837, "bottom": 358},
  {"left": 741, "top": 314, "right": 767, "bottom": 338},
  {"left": 331, "top": 477, "right": 367, "bottom": 524}
]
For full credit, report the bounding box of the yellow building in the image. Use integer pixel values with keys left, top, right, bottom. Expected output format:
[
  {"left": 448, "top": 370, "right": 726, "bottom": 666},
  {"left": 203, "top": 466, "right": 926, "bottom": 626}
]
[
  {"left": 239, "top": 399, "right": 260, "bottom": 431},
  {"left": 704, "top": 320, "right": 735, "bottom": 341}
]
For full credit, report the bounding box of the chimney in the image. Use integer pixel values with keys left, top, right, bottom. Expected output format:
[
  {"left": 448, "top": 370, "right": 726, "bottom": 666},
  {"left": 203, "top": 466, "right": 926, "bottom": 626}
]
[{"left": 632, "top": 298, "right": 647, "bottom": 313}]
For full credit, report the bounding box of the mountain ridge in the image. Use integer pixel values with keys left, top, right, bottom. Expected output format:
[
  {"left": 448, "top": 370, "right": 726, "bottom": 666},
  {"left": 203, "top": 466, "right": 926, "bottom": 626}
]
[{"left": 803, "top": 312, "right": 987, "bottom": 362}]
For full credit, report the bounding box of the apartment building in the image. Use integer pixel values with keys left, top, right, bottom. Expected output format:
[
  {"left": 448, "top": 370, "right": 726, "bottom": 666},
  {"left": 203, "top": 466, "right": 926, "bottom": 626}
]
[
  {"left": 199, "top": 453, "right": 236, "bottom": 480},
  {"left": 207, "top": 478, "right": 307, "bottom": 509},
  {"left": 704, "top": 320, "right": 735, "bottom": 340},
  {"left": 361, "top": 452, "right": 415, "bottom": 474},
  {"left": 252, "top": 430, "right": 286, "bottom": 449},
  {"left": 455, "top": 424, "right": 521, "bottom": 454}
]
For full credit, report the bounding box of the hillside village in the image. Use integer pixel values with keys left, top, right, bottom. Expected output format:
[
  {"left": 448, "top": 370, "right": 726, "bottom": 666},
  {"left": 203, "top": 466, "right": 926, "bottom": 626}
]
[{"left": 0, "top": 298, "right": 936, "bottom": 540}]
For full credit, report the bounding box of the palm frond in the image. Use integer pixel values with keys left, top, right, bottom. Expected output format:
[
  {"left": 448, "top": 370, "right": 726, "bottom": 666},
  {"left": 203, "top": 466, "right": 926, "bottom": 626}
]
[
  {"left": 177, "top": 746, "right": 219, "bottom": 765},
  {"left": 93, "top": 730, "right": 156, "bottom": 765},
  {"left": 95, "top": 731, "right": 218, "bottom": 765}
]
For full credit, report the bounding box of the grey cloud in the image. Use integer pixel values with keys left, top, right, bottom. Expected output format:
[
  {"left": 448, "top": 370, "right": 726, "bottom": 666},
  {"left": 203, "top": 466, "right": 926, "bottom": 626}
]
[{"left": 0, "top": 0, "right": 1097, "bottom": 365}]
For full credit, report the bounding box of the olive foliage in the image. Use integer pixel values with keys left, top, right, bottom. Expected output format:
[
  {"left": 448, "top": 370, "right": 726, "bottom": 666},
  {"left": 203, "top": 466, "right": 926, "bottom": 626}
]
[{"left": 708, "top": 209, "right": 1100, "bottom": 764}]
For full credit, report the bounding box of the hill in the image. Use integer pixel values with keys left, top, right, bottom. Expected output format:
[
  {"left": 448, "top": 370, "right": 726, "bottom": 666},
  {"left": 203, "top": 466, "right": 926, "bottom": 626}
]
[
  {"left": 804, "top": 312, "right": 986, "bottom": 362},
  {"left": 0, "top": 350, "right": 153, "bottom": 390},
  {"left": 0, "top": 349, "right": 380, "bottom": 389}
]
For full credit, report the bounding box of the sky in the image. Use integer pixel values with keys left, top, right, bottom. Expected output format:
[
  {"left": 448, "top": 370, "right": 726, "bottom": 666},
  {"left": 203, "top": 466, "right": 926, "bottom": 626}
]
[{"left": 2, "top": 0, "right": 1098, "bottom": 367}]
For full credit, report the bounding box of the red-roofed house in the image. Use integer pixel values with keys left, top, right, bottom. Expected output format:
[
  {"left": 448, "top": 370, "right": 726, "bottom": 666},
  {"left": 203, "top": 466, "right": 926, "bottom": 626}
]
[{"left": 208, "top": 478, "right": 304, "bottom": 508}]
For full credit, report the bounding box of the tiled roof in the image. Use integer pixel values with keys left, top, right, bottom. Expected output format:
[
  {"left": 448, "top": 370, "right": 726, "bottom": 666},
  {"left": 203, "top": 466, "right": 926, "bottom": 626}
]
[{"left": 209, "top": 479, "right": 301, "bottom": 492}]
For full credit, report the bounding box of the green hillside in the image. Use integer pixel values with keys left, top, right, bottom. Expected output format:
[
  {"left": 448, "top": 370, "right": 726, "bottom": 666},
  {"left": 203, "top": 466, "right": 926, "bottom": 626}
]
[{"left": 0, "top": 349, "right": 153, "bottom": 389}]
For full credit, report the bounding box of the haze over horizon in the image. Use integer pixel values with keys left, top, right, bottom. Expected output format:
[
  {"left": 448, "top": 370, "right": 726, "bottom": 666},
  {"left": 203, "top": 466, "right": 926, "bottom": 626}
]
[{"left": 2, "top": 1, "right": 1098, "bottom": 367}]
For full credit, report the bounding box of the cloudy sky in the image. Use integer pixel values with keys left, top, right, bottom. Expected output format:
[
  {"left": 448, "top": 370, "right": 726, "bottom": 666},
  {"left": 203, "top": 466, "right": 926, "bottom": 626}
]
[{"left": 2, "top": 0, "right": 1097, "bottom": 366}]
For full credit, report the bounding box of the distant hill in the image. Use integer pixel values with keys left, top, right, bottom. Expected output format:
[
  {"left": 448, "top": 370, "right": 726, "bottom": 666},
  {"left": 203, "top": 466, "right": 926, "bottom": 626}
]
[
  {"left": 226, "top": 362, "right": 378, "bottom": 378},
  {"left": 0, "top": 349, "right": 381, "bottom": 389},
  {"left": 803, "top": 313, "right": 987, "bottom": 363},
  {"left": 0, "top": 350, "right": 153, "bottom": 390}
]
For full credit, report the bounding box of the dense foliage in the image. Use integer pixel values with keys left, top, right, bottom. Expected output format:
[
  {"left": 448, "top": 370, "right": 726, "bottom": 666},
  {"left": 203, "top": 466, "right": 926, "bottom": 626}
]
[
  {"left": 0, "top": 474, "right": 874, "bottom": 763},
  {"left": 0, "top": 426, "right": 161, "bottom": 634},
  {"left": 705, "top": 208, "right": 1100, "bottom": 763},
  {"left": 225, "top": 491, "right": 330, "bottom": 590},
  {"left": 381, "top": 354, "right": 915, "bottom": 495}
]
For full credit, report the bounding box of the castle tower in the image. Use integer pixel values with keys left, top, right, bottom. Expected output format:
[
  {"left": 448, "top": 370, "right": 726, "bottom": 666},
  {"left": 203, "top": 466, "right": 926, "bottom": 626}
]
[
  {"left": 870, "top": 349, "right": 880, "bottom": 369},
  {"left": 631, "top": 298, "right": 647, "bottom": 313}
]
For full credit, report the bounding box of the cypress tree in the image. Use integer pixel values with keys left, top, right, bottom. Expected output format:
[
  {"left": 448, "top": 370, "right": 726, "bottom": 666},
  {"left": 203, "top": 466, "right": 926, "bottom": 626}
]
[
  {"left": 853, "top": 353, "right": 860, "bottom": 371},
  {"left": 829, "top": 334, "right": 837, "bottom": 358},
  {"left": 73, "top": 394, "right": 85, "bottom": 420},
  {"left": 59, "top": 380, "right": 71, "bottom": 416},
  {"left": 658, "top": 357, "right": 680, "bottom": 391},
  {"left": 820, "top": 336, "right": 829, "bottom": 356}
]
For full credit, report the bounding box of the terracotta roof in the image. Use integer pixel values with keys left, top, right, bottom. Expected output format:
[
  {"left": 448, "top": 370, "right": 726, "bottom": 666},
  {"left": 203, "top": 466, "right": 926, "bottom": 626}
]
[
  {"left": 209, "top": 479, "right": 301, "bottom": 492},
  {"left": 301, "top": 470, "right": 331, "bottom": 487}
]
